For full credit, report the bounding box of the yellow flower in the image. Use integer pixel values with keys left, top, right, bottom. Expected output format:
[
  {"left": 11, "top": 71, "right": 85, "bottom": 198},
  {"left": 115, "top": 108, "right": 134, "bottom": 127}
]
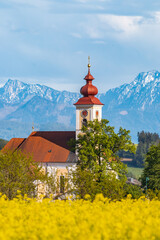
[{"left": 0, "top": 194, "right": 159, "bottom": 239}]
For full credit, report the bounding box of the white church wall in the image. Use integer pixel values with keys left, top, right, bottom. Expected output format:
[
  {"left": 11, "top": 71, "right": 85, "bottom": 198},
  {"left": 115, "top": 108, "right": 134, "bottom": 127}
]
[{"left": 41, "top": 162, "right": 76, "bottom": 176}]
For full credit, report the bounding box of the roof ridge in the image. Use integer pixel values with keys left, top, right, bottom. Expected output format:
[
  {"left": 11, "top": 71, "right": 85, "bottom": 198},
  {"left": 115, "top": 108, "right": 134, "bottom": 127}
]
[
  {"left": 22, "top": 135, "right": 71, "bottom": 152},
  {"left": 15, "top": 138, "right": 26, "bottom": 151},
  {"left": 18, "top": 135, "right": 75, "bottom": 163}
]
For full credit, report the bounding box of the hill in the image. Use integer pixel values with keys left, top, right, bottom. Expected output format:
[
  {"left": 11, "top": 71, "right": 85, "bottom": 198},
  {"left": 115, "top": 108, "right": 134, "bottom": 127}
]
[{"left": 0, "top": 138, "right": 8, "bottom": 150}]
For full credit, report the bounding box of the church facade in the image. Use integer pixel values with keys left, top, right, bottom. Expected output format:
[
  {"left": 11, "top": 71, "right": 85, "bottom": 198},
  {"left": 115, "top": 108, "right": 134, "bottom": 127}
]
[{"left": 2, "top": 60, "right": 103, "bottom": 194}]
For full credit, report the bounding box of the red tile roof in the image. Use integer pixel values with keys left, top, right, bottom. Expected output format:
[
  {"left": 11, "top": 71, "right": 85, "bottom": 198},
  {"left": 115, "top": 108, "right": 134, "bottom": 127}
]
[
  {"left": 74, "top": 96, "right": 103, "bottom": 105},
  {"left": 18, "top": 136, "right": 74, "bottom": 163},
  {"left": 2, "top": 131, "right": 76, "bottom": 163},
  {"left": 2, "top": 138, "right": 25, "bottom": 153},
  {"left": 29, "top": 131, "right": 75, "bottom": 150}
]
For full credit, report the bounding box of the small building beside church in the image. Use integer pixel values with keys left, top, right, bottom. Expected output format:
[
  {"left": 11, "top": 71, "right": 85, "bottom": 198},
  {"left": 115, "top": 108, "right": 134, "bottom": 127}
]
[{"left": 2, "top": 60, "right": 104, "bottom": 193}]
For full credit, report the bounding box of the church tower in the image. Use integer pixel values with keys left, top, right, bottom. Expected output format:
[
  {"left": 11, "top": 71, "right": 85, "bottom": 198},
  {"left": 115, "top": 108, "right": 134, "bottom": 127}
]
[{"left": 74, "top": 57, "right": 104, "bottom": 139}]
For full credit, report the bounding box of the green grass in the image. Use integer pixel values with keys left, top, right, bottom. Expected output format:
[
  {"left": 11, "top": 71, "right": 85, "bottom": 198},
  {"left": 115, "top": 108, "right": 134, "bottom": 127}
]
[{"left": 127, "top": 167, "right": 143, "bottom": 180}]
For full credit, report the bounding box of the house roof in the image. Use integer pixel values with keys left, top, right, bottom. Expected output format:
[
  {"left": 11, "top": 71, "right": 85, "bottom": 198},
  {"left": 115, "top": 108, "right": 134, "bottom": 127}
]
[
  {"left": 2, "top": 138, "right": 26, "bottom": 153},
  {"left": 2, "top": 131, "right": 76, "bottom": 163},
  {"left": 30, "top": 131, "right": 75, "bottom": 151},
  {"left": 19, "top": 136, "right": 76, "bottom": 163}
]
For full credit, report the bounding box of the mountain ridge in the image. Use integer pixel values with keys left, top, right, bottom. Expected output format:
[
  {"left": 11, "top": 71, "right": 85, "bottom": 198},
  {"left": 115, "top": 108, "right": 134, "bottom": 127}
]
[
  {"left": 1, "top": 79, "right": 80, "bottom": 105},
  {"left": 1, "top": 70, "right": 160, "bottom": 142}
]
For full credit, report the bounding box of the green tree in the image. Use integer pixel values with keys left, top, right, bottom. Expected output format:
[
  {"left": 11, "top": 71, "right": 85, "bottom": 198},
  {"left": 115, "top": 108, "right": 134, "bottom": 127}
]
[
  {"left": 123, "top": 184, "right": 143, "bottom": 199},
  {"left": 69, "top": 119, "right": 135, "bottom": 200},
  {"left": 134, "top": 131, "right": 160, "bottom": 167},
  {"left": 0, "top": 151, "right": 54, "bottom": 199},
  {"left": 141, "top": 143, "right": 160, "bottom": 190},
  {"left": 71, "top": 167, "right": 129, "bottom": 200},
  {"left": 0, "top": 139, "right": 8, "bottom": 150}
]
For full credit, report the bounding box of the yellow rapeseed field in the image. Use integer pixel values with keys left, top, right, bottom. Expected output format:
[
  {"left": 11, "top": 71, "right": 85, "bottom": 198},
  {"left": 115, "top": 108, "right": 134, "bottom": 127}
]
[{"left": 0, "top": 194, "right": 159, "bottom": 240}]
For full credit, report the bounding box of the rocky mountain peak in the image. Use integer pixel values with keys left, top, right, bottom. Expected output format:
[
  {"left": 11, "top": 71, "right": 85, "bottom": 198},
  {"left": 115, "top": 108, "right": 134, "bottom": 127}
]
[
  {"left": 133, "top": 70, "right": 160, "bottom": 86},
  {"left": 4, "top": 79, "right": 27, "bottom": 89},
  {"left": 0, "top": 79, "right": 80, "bottom": 105}
]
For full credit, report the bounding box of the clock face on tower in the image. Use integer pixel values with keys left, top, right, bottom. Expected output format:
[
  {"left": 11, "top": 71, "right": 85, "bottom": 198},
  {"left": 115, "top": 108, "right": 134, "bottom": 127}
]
[{"left": 81, "top": 110, "right": 88, "bottom": 118}]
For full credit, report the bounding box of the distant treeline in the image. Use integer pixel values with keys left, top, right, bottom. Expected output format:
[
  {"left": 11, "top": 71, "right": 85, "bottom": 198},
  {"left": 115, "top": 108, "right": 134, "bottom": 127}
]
[
  {"left": 0, "top": 139, "right": 8, "bottom": 150},
  {"left": 119, "top": 131, "right": 160, "bottom": 167}
]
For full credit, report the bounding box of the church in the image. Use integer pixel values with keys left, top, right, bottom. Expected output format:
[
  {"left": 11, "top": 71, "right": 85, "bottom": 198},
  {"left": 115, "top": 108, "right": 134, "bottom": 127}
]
[{"left": 2, "top": 59, "right": 104, "bottom": 192}]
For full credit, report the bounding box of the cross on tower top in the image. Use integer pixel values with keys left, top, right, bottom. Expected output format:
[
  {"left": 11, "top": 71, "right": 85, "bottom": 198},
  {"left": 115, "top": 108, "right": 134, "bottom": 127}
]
[{"left": 88, "top": 56, "right": 91, "bottom": 69}]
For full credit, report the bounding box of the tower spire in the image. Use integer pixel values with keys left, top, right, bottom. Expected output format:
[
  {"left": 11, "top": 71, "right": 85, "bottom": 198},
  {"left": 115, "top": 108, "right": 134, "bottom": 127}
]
[
  {"left": 74, "top": 58, "right": 104, "bottom": 139},
  {"left": 88, "top": 56, "right": 91, "bottom": 72},
  {"left": 32, "top": 122, "right": 34, "bottom": 132},
  {"left": 74, "top": 57, "right": 103, "bottom": 104}
]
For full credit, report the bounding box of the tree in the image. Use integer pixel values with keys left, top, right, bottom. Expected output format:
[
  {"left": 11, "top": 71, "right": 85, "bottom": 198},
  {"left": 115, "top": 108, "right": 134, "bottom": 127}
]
[
  {"left": 123, "top": 184, "right": 143, "bottom": 199},
  {"left": 69, "top": 119, "right": 135, "bottom": 200},
  {"left": 0, "top": 139, "right": 8, "bottom": 150},
  {"left": 0, "top": 151, "right": 54, "bottom": 199},
  {"left": 141, "top": 143, "right": 160, "bottom": 190},
  {"left": 133, "top": 131, "right": 160, "bottom": 167}
]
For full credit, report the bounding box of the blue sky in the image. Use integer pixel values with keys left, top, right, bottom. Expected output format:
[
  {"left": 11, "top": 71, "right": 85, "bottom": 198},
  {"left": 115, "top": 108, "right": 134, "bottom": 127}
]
[{"left": 0, "top": 0, "right": 160, "bottom": 92}]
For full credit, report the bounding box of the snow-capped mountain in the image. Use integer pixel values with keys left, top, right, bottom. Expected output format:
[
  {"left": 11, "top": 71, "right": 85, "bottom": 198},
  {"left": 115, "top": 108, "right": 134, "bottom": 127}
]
[
  {"left": 102, "top": 70, "right": 160, "bottom": 111},
  {"left": 1, "top": 70, "right": 160, "bottom": 142},
  {"left": 101, "top": 70, "right": 160, "bottom": 141},
  {"left": 0, "top": 79, "right": 80, "bottom": 105}
]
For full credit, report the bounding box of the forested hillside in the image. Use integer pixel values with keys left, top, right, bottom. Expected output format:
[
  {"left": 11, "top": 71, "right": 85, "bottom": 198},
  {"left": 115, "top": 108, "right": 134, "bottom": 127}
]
[
  {"left": 119, "top": 131, "right": 160, "bottom": 168},
  {"left": 0, "top": 139, "right": 8, "bottom": 150},
  {"left": 133, "top": 131, "right": 160, "bottom": 167}
]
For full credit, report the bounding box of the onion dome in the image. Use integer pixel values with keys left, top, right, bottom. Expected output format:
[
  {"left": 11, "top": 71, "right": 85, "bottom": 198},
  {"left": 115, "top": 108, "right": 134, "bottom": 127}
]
[
  {"left": 74, "top": 58, "right": 103, "bottom": 105},
  {"left": 80, "top": 68, "right": 98, "bottom": 97}
]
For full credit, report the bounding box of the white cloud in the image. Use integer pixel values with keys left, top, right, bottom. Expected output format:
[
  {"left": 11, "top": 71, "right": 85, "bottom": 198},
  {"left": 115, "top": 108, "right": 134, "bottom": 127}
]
[
  {"left": 79, "top": 11, "right": 160, "bottom": 49},
  {"left": 81, "top": 14, "right": 143, "bottom": 40},
  {"left": 154, "top": 11, "right": 160, "bottom": 22},
  {"left": 0, "top": 0, "right": 160, "bottom": 92},
  {"left": 98, "top": 14, "right": 143, "bottom": 37},
  {"left": 120, "top": 111, "right": 128, "bottom": 115}
]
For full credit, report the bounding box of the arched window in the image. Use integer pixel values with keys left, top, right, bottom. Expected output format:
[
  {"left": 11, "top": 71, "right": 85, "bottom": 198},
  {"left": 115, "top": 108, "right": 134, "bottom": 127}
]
[{"left": 82, "top": 118, "right": 87, "bottom": 127}]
